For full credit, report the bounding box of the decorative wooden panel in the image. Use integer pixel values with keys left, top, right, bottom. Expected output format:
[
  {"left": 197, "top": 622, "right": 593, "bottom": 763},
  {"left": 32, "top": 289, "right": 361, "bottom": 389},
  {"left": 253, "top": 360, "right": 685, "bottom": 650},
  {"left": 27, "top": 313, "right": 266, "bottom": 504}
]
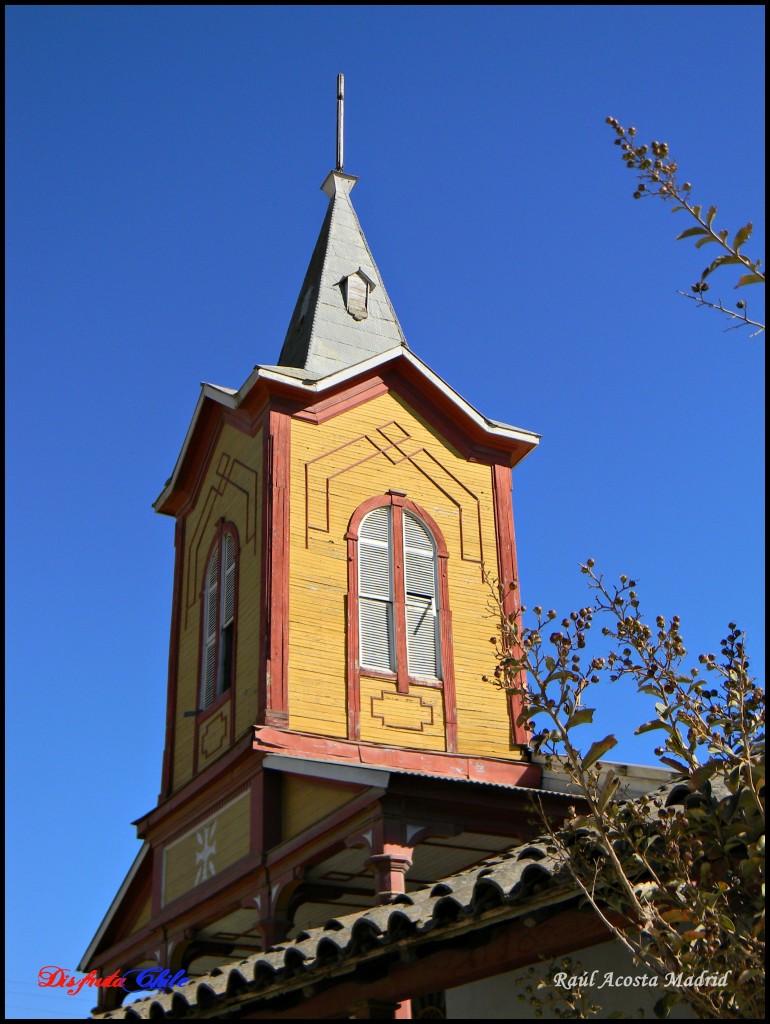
[
  {"left": 304, "top": 420, "right": 483, "bottom": 564},
  {"left": 370, "top": 690, "right": 434, "bottom": 730},
  {"left": 162, "top": 790, "right": 250, "bottom": 907},
  {"left": 197, "top": 704, "right": 230, "bottom": 771},
  {"left": 360, "top": 678, "right": 445, "bottom": 750}
]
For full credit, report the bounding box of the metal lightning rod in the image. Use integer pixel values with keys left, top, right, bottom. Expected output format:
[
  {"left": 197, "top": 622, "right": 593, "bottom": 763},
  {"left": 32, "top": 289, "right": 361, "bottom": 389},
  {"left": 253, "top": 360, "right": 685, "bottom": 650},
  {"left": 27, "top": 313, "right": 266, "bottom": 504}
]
[{"left": 336, "top": 73, "right": 344, "bottom": 172}]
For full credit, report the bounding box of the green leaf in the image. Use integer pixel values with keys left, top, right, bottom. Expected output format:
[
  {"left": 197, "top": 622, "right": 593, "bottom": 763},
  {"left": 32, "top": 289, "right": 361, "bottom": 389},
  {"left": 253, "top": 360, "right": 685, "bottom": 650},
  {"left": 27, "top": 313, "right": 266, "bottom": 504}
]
[
  {"left": 702, "top": 254, "right": 742, "bottom": 280},
  {"left": 705, "top": 205, "right": 717, "bottom": 227},
  {"left": 694, "top": 236, "right": 719, "bottom": 249},
  {"left": 659, "top": 755, "right": 689, "bottom": 774},
  {"left": 676, "top": 226, "right": 709, "bottom": 240},
  {"left": 736, "top": 273, "right": 764, "bottom": 287},
  {"left": 654, "top": 992, "right": 679, "bottom": 1019},
  {"left": 692, "top": 205, "right": 702, "bottom": 220},
  {"left": 566, "top": 708, "right": 595, "bottom": 729},
  {"left": 690, "top": 760, "right": 719, "bottom": 787},
  {"left": 733, "top": 222, "right": 753, "bottom": 250},
  {"left": 548, "top": 671, "right": 574, "bottom": 682},
  {"left": 636, "top": 719, "right": 669, "bottom": 735},
  {"left": 584, "top": 734, "right": 618, "bottom": 769},
  {"left": 598, "top": 769, "right": 621, "bottom": 811}
]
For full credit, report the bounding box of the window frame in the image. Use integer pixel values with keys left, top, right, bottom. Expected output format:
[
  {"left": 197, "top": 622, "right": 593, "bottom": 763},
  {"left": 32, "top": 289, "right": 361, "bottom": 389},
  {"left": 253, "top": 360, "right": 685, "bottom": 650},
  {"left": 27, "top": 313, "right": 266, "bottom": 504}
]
[
  {"left": 346, "top": 493, "right": 457, "bottom": 751},
  {"left": 198, "top": 521, "right": 239, "bottom": 715}
]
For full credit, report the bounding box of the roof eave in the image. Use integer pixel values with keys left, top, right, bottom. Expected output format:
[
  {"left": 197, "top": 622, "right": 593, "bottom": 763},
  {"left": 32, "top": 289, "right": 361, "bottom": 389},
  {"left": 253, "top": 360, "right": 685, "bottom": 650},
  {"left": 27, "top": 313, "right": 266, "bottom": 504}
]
[{"left": 154, "top": 349, "right": 540, "bottom": 514}]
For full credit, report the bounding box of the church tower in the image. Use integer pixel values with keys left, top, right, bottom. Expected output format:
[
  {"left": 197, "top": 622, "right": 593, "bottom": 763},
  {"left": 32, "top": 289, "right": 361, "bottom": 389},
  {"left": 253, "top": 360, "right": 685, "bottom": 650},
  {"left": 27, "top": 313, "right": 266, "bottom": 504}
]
[{"left": 81, "top": 79, "right": 548, "bottom": 1013}]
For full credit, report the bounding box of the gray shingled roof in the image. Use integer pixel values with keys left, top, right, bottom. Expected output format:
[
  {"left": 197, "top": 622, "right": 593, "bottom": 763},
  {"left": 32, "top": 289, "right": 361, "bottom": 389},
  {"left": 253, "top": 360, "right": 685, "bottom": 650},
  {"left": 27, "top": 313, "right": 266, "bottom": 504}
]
[
  {"left": 277, "top": 171, "right": 409, "bottom": 377},
  {"left": 93, "top": 778, "right": 708, "bottom": 1020},
  {"left": 95, "top": 841, "right": 573, "bottom": 1020}
]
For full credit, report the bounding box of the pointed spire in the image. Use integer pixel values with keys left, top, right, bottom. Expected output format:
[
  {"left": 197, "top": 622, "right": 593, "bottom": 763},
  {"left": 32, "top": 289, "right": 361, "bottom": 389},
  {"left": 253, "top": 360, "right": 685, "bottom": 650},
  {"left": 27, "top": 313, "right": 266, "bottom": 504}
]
[{"left": 276, "top": 78, "right": 408, "bottom": 378}]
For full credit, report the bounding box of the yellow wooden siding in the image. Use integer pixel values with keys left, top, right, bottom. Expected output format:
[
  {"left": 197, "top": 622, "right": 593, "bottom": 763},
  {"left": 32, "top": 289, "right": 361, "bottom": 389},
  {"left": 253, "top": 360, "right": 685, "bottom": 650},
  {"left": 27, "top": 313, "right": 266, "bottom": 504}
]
[
  {"left": 288, "top": 391, "right": 517, "bottom": 758},
  {"left": 360, "top": 677, "right": 446, "bottom": 750},
  {"left": 127, "top": 894, "right": 152, "bottom": 936},
  {"left": 162, "top": 791, "right": 250, "bottom": 907},
  {"left": 282, "top": 776, "right": 361, "bottom": 841},
  {"left": 174, "top": 424, "right": 263, "bottom": 791}
]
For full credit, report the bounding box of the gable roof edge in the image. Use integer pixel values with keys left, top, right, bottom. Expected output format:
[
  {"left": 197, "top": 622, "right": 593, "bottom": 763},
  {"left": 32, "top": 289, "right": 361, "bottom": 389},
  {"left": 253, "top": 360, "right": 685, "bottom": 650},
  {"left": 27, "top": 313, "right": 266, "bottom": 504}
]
[
  {"left": 154, "top": 351, "right": 540, "bottom": 513},
  {"left": 78, "top": 843, "right": 150, "bottom": 972}
]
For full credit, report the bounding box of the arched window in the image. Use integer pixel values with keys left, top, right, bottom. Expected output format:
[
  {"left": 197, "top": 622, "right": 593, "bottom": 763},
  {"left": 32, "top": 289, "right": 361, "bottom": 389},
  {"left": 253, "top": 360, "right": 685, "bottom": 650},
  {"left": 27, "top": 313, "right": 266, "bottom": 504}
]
[
  {"left": 347, "top": 494, "right": 457, "bottom": 751},
  {"left": 200, "top": 526, "right": 237, "bottom": 710},
  {"left": 358, "top": 506, "right": 441, "bottom": 679}
]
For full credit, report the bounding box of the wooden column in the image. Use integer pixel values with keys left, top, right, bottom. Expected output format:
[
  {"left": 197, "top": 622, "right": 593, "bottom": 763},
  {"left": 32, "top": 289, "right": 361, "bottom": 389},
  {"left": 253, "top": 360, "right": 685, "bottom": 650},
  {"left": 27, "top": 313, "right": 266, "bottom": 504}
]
[{"left": 368, "top": 844, "right": 413, "bottom": 905}]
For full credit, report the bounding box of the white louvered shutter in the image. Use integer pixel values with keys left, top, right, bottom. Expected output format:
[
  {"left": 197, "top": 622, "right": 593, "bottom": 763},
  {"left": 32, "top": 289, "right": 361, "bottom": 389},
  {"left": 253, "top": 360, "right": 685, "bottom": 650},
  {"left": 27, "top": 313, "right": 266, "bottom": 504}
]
[
  {"left": 358, "top": 507, "right": 395, "bottom": 671},
  {"left": 201, "top": 546, "right": 220, "bottom": 707},
  {"left": 403, "top": 512, "right": 440, "bottom": 678}
]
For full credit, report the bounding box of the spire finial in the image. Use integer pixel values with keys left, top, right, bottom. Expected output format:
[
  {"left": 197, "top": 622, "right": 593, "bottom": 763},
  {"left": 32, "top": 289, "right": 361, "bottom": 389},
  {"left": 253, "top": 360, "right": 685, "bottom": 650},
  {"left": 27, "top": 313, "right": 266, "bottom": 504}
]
[{"left": 336, "top": 73, "right": 344, "bottom": 172}]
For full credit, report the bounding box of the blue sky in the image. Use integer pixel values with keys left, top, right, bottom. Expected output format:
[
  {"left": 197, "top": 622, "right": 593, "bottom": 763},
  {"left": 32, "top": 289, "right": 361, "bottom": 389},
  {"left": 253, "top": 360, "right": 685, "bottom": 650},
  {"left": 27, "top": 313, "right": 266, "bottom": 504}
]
[{"left": 6, "top": 5, "right": 765, "bottom": 1019}]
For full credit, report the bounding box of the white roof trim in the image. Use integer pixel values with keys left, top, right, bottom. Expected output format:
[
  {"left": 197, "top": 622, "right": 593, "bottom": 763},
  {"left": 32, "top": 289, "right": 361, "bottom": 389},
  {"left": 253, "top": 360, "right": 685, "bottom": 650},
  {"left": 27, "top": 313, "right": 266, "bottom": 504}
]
[
  {"left": 78, "top": 842, "right": 150, "bottom": 971},
  {"left": 262, "top": 753, "right": 390, "bottom": 789},
  {"left": 153, "top": 384, "right": 238, "bottom": 511},
  {"left": 154, "top": 349, "right": 540, "bottom": 511}
]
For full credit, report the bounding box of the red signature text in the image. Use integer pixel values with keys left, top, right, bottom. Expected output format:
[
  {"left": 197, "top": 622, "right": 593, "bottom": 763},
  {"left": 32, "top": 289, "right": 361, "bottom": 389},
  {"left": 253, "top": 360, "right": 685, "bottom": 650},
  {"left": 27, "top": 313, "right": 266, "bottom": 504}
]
[{"left": 38, "top": 965, "right": 190, "bottom": 997}]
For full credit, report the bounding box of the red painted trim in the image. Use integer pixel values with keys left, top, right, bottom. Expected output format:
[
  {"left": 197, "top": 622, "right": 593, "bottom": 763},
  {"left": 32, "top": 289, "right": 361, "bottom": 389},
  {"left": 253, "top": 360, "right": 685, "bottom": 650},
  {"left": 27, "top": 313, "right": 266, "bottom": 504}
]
[
  {"left": 88, "top": 854, "right": 273, "bottom": 973},
  {"left": 253, "top": 726, "right": 541, "bottom": 787},
  {"left": 160, "top": 519, "right": 185, "bottom": 798},
  {"left": 157, "top": 388, "right": 271, "bottom": 519},
  {"left": 250, "top": 769, "right": 265, "bottom": 855},
  {"left": 492, "top": 465, "right": 530, "bottom": 746},
  {"left": 437, "top": 558, "right": 458, "bottom": 753},
  {"left": 192, "top": 522, "right": 239, "bottom": 775},
  {"left": 160, "top": 847, "right": 258, "bottom": 916},
  {"left": 160, "top": 784, "right": 252, "bottom": 850},
  {"left": 391, "top": 503, "right": 409, "bottom": 694},
  {"left": 136, "top": 733, "right": 255, "bottom": 835},
  {"left": 226, "top": 521, "right": 240, "bottom": 752},
  {"left": 292, "top": 376, "right": 390, "bottom": 423},
  {"left": 151, "top": 845, "right": 163, "bottom": 920},
  {"left": 221, "top": 406, "right": 264, "bottom": 435},
  {"left": 177, "top": 415, "right": 225, "bottom": 520},
  {"left": 346, "top": 494, "right": 458, "bottom": 753},
  {"left": 156, "top": 850, "right": 263, "bottom": 924},
  {"left": 258, "top": 414, "right": 270, "bottom": 723},
  {"left": 155, "top": 356, "right": 538, "bottom": 518},
  {"left": 193, "top": 530, "right": 220, "bottom": 776},
  {"left": 289, "top": 361, "right": 533, "bottom": 467},
  {"left": 260, "top": 407, "right": 291, "bottom": 726},
  {"left": 251, "top": 766, "right": 283, "bottom": 855},
  {"left": 383, "top": 364, "right": 532, "bottom": 467},
  {"left": 266, "top": 789, "right": 381, "bottom": 867},
  {"left": 345, "top": 537, "right": 361, "bottom": 741}
]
